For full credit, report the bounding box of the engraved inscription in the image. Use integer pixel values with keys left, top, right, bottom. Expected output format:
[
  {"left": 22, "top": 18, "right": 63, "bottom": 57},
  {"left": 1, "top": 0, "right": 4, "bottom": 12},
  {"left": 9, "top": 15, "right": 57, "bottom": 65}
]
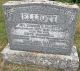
[
  {"left": 11, "top": 22, "right": 69, "bottom": 47},
  {"left": 21, "top": 13, "right": 58, "bottom": 23}
]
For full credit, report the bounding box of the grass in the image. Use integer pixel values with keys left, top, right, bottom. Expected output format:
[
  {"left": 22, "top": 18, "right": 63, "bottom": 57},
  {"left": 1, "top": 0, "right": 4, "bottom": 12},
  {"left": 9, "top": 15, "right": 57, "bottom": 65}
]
[
  {"left": 0, "top": 4, "right": 7, "bottom": 51},
  {"left": 0, "top": 0, "right": 80, "bottom": 71},
  {"left": 74, "top": 33, "right": 80, "bottom": 70},
  {"left": 0, "top": 0, "right": 7, "bottom": 49}
]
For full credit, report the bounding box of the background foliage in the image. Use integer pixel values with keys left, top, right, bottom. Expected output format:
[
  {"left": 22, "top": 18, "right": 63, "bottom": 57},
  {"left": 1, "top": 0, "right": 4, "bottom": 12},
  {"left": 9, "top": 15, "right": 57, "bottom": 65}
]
[{"left": 54, "top": 0, "right": 80, "bottom": 3}]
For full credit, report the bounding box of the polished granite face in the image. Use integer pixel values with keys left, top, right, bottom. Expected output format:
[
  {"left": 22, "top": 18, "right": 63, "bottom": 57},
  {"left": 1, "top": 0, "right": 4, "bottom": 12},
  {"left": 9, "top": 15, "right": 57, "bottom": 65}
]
[{"left": 3, "top": 1, "right": 78, "bottom": 55}]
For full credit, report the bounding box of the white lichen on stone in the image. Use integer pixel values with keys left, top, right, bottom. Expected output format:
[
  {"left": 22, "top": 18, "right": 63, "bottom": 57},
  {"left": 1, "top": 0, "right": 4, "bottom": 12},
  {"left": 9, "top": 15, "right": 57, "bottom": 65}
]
[{"left": 3, "top": 1, "right": 79, "bottom": 9}]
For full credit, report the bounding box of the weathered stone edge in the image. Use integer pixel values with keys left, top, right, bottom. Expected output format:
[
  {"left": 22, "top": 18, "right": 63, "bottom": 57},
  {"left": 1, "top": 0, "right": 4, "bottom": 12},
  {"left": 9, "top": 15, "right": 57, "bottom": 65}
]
[{"left": 3, "top": 1, "right": 79, "bottom": 9}]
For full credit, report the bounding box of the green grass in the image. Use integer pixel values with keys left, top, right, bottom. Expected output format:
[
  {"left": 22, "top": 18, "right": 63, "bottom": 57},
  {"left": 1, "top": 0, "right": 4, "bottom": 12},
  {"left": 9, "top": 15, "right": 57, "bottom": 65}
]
[
  {"left": 74, "top": 33, "right": 80, "bottom": 70},
  {"left": 0, "top": 0, "right": 80, "bottom": 71},
  {"left": 0, "top": 4, "right": 7, "bottom": 51}
]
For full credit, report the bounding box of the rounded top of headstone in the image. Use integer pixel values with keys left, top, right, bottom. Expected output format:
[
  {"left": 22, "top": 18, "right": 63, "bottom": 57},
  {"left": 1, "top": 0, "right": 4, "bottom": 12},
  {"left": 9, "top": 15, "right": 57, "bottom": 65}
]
[{"left": 3, "top": 1, "right": 79, "bottom": 9}]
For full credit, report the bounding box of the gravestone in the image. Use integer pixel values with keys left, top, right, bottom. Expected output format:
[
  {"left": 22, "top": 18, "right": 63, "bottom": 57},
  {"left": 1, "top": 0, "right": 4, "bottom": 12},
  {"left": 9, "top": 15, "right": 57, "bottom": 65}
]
[
  {"left": 1, "top": 1, "right": 79, "bottom": 71},
  {"left": 2, "top": 1, "right": 78, "bottom": 55}
]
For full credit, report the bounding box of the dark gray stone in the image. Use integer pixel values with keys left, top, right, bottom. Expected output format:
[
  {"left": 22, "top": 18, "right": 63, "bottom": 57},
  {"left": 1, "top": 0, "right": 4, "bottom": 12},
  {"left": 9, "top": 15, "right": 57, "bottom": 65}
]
[{"left": 3, "top": 1, "right": 79, "bottom": 55}]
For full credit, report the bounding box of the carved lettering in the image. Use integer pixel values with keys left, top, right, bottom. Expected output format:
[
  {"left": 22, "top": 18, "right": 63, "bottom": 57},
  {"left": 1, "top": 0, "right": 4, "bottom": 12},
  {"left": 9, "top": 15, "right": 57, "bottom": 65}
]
[{"left": 21, "top": 13, "right": 58, "bottom": 23}]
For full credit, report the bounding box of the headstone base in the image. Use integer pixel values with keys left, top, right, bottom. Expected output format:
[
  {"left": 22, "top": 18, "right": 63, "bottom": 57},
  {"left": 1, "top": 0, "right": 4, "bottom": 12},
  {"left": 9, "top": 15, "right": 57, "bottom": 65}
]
[{"left": 1, "top": 44, "right": 79, "bottom": 71}]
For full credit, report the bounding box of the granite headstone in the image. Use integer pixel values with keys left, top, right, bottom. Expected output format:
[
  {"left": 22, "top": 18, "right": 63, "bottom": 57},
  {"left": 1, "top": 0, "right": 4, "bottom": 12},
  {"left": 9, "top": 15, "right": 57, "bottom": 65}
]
[
  {"left": 2, "top": 1, "right": 79, "bottom": 71},
  {"left": 3, "top": 1, "right": 79, "bottom": 55}
]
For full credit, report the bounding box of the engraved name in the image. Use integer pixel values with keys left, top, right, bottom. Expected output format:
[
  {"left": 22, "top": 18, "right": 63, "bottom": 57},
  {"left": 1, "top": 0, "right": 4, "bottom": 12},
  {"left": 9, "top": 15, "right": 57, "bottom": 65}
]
[{"left": 21, "top": 13, "right": 58, "bottom": 23}]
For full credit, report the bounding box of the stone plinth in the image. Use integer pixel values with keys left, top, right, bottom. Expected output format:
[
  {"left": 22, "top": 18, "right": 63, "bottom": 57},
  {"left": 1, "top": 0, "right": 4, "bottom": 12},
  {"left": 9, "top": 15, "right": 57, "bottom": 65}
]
[{"left": 1, "top": 44, "right": 79, "bottom": 71}]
